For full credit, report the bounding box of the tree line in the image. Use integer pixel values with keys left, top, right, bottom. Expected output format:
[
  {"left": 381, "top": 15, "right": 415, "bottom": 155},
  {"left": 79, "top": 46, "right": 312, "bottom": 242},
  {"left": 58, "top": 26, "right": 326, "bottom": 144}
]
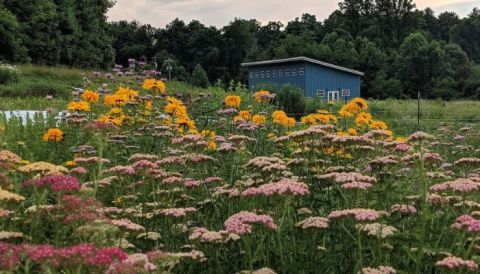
[{"left": 1, "top": 0, "right": 479, "bottom": 99}]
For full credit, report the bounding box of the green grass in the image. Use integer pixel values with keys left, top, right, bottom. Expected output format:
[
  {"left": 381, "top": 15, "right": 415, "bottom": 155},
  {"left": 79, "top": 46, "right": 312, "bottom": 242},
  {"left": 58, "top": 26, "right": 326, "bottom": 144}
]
[
  {"left": 0, "top": 65, "right": 83, "bottom": 98},
  {"left": 369, "top": 99, "right": 480, "bottom": 135}
]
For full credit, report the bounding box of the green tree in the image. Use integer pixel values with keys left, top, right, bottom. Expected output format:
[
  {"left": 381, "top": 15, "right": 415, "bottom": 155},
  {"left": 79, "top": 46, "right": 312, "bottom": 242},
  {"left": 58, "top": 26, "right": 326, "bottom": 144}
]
[
  {"left": 451, "top": 8, "right": 480, "bottom": 63},
  {"left": 396, "top": 32, "right": 448, "bottom": 98},
  {"left": 191, "top": 64, "right": 209, "bottom": 88},
  {"left": 6, "top": 0, "right": 62, "bottom": 65},
  {"left": 0, "top": 4, "right": 28, "bottom": 62}
]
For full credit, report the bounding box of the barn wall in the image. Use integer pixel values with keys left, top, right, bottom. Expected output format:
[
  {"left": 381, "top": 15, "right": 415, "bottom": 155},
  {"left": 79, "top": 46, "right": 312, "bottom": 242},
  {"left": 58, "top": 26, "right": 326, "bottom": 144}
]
[
  {"left": 247, "top": 62, "right": 306, "bottom": 93},
  {"left": 305, "top": 63, "right": 361, "bottom": 100},
  {"left": 246, "top": 61, "right": 361, "bottom": 100}
]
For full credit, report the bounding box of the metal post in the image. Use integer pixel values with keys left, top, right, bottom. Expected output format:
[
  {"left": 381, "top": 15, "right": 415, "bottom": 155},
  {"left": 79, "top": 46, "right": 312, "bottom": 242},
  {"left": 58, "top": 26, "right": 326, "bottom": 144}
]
[
  {"left": 165, "top": 58, "right": 173, "bottom": 81},
  {"left": 417, "top": 91, "right": 421, "bottom": 130}
]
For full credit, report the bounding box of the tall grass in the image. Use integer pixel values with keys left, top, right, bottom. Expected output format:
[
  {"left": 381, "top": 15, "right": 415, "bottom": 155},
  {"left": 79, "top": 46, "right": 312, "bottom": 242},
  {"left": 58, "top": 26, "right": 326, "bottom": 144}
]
[{"left": 0, "top": 65, "right": 83, "bottom": 98}]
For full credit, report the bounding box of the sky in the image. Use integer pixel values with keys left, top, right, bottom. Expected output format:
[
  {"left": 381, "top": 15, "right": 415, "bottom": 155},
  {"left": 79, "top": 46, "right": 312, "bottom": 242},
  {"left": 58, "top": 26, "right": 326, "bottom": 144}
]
[{"left": 107, "top": 0, "right": 480, "bottom": 28}]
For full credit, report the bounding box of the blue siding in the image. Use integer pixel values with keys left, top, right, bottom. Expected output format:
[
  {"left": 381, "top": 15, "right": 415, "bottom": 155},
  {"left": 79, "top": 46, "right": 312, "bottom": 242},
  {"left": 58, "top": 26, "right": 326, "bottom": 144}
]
[
  {"left": 305, "top": 63, "right": 361, "bottom": 100},
  {"left": 247, "top": 62, "right": 306, "bottom": 93},
  {"left": 246, "top": 61, "right": 361, "bottom": 100}
]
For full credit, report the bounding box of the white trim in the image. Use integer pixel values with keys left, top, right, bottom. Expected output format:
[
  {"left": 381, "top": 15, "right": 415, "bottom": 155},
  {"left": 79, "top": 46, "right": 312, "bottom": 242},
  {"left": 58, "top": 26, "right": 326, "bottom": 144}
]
[{"left": 328, "top": 90, "right": 340, "bottom": 102}]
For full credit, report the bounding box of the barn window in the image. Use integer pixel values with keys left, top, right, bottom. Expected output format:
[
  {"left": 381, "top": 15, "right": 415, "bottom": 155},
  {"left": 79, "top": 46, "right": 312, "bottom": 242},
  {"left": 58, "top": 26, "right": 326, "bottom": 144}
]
[
  {"left": 285, "top": 69, "right": 290, "bottom": 76},
  {"left": 292, "top": 69, "right": 297, "bottom": 76},
  {"left": 266, "top": 71, "right": 271, "bottom": 78},
  {"left": 272, "top": 70, "right": 277, "bottom": 77},
  {"left": 278, "top": 70, "right": 283, "bottom": 77},
  {"left": 342, "top": 89, "right": 351, "bottom": 97},
  {"left": 250, "top": 72, "right": 254, "bottom": 78},
  {"left": 261, "top": 71, "right": 265, "bottom": 78},
  {"left": 317, "top": 90, "right": 326, "bottom": 97},
  {"left": 255, "top": 72, "right": 259, "bottom": 78},
  {"left": 299, "top": 68, "right": 304, "bottom": 75}
]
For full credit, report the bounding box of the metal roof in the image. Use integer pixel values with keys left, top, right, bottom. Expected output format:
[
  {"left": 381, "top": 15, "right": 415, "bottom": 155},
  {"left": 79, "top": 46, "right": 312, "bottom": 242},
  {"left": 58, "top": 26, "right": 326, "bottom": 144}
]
[{"left": 241, "top": 56, "right": 364, "bottom": 76}]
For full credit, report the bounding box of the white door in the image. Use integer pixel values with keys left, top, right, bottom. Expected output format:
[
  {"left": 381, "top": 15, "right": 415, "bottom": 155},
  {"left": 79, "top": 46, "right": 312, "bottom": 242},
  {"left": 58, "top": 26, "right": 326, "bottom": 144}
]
[{"left": 328, "top": 90, "right": 339, "bottom": 102}]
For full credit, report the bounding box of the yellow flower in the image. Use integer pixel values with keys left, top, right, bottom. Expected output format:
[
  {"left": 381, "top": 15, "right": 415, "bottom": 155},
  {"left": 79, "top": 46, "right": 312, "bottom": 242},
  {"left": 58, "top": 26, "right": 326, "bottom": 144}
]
[
  {"left": 267, "top": 133, "right": 277, "bottom": 140},
  {"left": 176, "top": 118, "right": 196, "bottom": 132},
  {"left": 64, "top": 161, "right": 76, "bottom": 167},
  {"left": 254, "top": 90, "right": 271, "bottom": 103},
  {"left": 339, "top": 105, "right": 354, "bottom": 118},
  {"left": 165, "top": 97, "right": 187, "bottom": 118},
  {"left": 370, "top": 120, "right": 388, "bottom": 130},
  {"left": 115, "top": 87, "right": 139, "bottom": 100},
  {"left": 224, "top": 95, "right": 241, "bottom": 108},
  {"left": 0, "top": 188, "right": 25, "bottom": 202},
  {"left": 145, "top": 101, "right": 153, "bottom": 111},
  {"left": 272, "top": 110, "right": 288, "bottom": 124},
  {"left": 355, "top": 112, "right": 372, "bottom": 127},
  {"left": 42, "top": 128, "right": 64, "bottom": 142},
  {"left": 347, "top": 128, "right": 358, "bottom": 136},
  {"left": 233, "top": 115, "right": 245, "bottom": 123},
  {"left": 81, "top": 90, "right": 100, "bottom": 103},
  {"left": 143, "top": 79, "right": 166, "bottom": 94},
  {"left": 301, "top": 114, "right": 318, "bottom": 125},
  {"left": 67, "top": 101, "right": 90, "bottom": 112},
  {"left": 252, "top": 114, "right": 266, "bottom": 125},
  {"left": 284, "top": 117, "right": 296, "bottom": 128},
  {"left": 104, "top": 94, "right": 127, "bottom": 107},
  {"left": 349, "top": 98, "right": 368, "bottom": 113},
  {"left": 317, "top": 109, "right": 330, "bottom": 114},
  {"left": 238, "top": 110, "right": 251, "bottom": 121},
  {"left": 109, "top": 107, "right": 123, "bottom": 115},
  {"left": 396, "top": 137, "right": 406, "bottom": 143}
]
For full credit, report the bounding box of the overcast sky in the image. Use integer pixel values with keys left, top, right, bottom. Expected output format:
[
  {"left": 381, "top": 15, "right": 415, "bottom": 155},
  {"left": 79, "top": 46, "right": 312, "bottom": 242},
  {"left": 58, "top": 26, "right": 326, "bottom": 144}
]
[{"left": 107, "top": 0, "right": 480, "bottom": 28}]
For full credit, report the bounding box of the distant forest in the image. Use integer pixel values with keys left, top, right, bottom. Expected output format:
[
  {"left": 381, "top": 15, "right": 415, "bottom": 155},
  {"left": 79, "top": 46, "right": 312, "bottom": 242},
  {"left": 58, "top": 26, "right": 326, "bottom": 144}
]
[{"left": 1, "top": 0, "right": 480, "bottom": 99}]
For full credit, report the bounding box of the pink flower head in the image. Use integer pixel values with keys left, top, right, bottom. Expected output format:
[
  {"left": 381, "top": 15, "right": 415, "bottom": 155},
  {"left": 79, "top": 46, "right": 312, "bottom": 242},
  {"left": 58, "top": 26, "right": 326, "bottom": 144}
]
[
  {"left": 451, "top": 215, "right": 480, "bottom": 232},
  {"left": 328, "top": 208, "right": 389, "bottom": 222},
  {"left": 160, "top": 207, "right": 197, "bottom": 217},
  {"left": 436, "top": 256, "right": 478, "bottom": 271},
  {"left": 241, "top": 179, "right": 309, "bottom": 197},
  {"left": 224, "top": 211, "right": 277, "bottom": 235},
  {"left": 390, "top": 204, "right": 417, "bottom": 215},
  {"left": 23, "top": 175, "right": 81, "bottom": 192}
]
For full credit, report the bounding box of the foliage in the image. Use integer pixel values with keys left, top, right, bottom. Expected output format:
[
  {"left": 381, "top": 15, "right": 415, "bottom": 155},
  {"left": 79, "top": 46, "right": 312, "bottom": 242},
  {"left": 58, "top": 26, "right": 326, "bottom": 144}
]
[
  {"left": 0, "top": 65, "right": 82, "bottom": 98},
  {"left": 274, "top": 84, "right": 306, "bottom": 115},
  {"left": 0, "top": 80, "right": 480, "bottom": 274},
  {"left": 190, "top": 64, "right": 209, "bottom": 88},
  {"left": 0, "top": 63, "right": 21, "bottom": 84}
]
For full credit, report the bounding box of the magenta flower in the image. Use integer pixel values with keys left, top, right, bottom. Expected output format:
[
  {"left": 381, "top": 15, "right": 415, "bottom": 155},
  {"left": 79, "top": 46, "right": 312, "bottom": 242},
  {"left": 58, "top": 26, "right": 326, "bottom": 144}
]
[{"left": 23, "top": 175, "right": 81, "bottom": 192}]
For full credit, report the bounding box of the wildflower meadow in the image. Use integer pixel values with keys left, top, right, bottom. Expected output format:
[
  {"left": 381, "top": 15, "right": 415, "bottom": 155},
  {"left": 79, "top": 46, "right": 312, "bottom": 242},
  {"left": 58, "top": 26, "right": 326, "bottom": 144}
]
[{"left": 0, "top": 71, "right": 480, "bottom": 274}]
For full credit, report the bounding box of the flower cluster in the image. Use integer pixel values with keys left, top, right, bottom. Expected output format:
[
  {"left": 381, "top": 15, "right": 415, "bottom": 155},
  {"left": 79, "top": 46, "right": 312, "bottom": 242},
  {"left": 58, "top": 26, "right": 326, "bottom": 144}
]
[
  {"left": 328, "top": 209, "right": 389, "bottom": 222},
  {"left": 224, "top": 211, "right": 277, "bottom": 235}
]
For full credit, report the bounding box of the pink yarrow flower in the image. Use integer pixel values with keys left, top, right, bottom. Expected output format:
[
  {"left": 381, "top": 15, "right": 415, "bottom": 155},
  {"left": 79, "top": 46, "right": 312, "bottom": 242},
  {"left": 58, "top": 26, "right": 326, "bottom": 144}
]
[
  {"left": 328, "top": 208, "right": 389, "bottom": 222},
  {"left": 23, "top": 175, "right": 81, "bottom": 192},
  {"left": 224, "top": 211, "right": 277, "bottom": 235},
  {"left": 241, "top": 179, "right": 309, "bottom": 197},
  {"left": 436, "top": 256, "right": 478, "bottom": 271}
]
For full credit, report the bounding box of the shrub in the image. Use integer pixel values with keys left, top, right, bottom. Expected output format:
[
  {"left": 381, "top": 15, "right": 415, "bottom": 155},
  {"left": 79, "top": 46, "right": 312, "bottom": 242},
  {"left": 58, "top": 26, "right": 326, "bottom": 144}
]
[
  {"left": 190, "top": 64, "right": 210, "bottom": 88},
  {"left": 275, "top": 84, "right": 306, "bottom": 115},
  {"left": 0, "top": 63, "right": 21, "bottom": 84}
]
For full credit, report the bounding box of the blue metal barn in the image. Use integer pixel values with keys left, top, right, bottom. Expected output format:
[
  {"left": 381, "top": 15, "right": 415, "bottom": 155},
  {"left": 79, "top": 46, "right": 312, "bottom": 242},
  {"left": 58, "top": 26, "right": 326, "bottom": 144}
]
[{"left": 241, "top": 57, "right": 364, "bottom": 101}]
